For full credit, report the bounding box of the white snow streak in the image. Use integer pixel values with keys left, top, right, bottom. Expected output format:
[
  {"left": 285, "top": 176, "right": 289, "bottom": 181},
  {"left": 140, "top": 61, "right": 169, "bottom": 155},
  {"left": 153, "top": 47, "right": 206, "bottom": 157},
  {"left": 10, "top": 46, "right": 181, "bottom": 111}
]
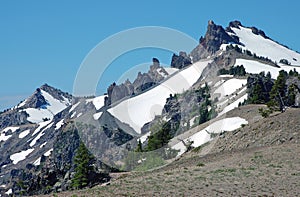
[
  {"left": 10, "top": 148, "right": 34, "bottom": 164},
  {"left": 18, "top": 129, "right": 30, "bottom": 139}
]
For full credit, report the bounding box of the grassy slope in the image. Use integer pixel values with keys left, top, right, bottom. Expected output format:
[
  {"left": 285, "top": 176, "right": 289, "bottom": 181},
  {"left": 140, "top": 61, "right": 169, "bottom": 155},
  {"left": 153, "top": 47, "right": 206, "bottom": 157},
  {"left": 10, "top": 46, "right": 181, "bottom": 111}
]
[{"left": 36, "top": 105, "right": 300, "bottom": 197}]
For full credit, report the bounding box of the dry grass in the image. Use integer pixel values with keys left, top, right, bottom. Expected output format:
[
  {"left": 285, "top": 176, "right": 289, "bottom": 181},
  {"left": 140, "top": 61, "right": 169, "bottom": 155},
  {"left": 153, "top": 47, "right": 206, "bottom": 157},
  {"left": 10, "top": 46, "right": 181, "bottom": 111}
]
[{"left": 36, "top": 107, "right": 300, "bottom": 197}]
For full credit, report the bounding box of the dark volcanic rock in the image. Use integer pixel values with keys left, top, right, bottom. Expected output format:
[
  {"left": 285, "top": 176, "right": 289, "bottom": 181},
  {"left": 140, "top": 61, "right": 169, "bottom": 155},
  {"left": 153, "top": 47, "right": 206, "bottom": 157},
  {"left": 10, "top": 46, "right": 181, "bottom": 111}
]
[
  {"left": 25, "top": 88, "right": 48, "bottom": 109},
  {"left": 250, "top": 26, "right": 268, "bottom": 39},
  {"left": 190, "top": 20, "right": 240, "bottom": 62},
  {"left": 228, "top": 20, "right": 269, "bottom": 39},
  {"left": 228, "top": 20, "right": 242, "bottom": 29},
  {"left": 171, "top": 51, "right": 192, "bottom": 69},
  {"left": 106, "top": 58, "right": 169, "bottom": 106},
  {"left": 0, "top": 110, "right": 29, "bottom": 129}
]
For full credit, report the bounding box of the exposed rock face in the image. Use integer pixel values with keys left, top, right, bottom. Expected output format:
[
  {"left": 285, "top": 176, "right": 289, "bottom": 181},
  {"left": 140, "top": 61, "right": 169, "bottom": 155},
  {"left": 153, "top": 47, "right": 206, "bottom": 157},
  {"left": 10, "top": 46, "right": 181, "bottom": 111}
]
[
  {"left": 106, "top": 58, "right": 169, "bottom": 106},
  {"left": 190, "top": 20, "right": 240, "bottom": 62},
  {"left": 228, "top": 20, "right": 242, "bottom": 29},
  {"left": 250, "top": 27, "right": 268, "bottom": 39},
  {"left": 171, "top": 51, "right": 192, "bottom": 69},
  {"left": 22, "top": 84, "right": 72, "bottom": 109},
  {"left": 0, "top": 84, "right": 115, "bottom": 196},
  {"left": 26, "top": 88, "right": 48, "bottom": 108},
  {"left": 286, "top": 76, "right": 300, "bottom": 107},
  {"left": 229, "top": 20, "right": 269, "bottom": 39},
  {"left": 0, "top": 110, "right": 29, "bottom": 129},
  {"left": 8, "top": 125, "right": 111, "bottom": 196}
]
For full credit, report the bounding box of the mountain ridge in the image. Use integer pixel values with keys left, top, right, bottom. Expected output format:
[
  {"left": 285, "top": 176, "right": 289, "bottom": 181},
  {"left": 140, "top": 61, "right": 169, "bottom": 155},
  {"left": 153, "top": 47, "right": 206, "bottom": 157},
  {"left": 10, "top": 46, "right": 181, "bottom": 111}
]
[{"left": 1, "top": 20, "right": 300, "bottom": 196}]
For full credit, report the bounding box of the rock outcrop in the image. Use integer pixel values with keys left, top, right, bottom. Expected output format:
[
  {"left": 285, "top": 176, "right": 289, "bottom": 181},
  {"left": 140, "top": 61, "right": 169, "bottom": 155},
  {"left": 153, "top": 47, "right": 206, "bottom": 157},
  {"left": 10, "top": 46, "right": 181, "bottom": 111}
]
[
  {"left": 106, "top": 58, "right": 169, "bottom": 106},
  {"left": 171, "top": 51, "right": 192, "bottom": 69},
  {"left": 190, "top": 20, "right": 240, "bottom": 62}
]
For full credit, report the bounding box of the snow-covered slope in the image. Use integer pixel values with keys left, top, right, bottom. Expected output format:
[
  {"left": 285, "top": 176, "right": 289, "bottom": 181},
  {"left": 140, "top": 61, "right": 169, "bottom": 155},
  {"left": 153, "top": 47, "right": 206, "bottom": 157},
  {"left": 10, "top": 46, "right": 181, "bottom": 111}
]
[
  {"left": 21, "top": 90, "right": 70, "bottom": 123},
  {"left": 213, "top": 78, "right": 247, "bottom": 100},
  {"left": 171, "top": 117, "right": 248, "bottom": 156},
  {"left": 87, "top": 95, "right": 106, "bottom": 110},
  {"left": 164, "top": 67, "right": 178, "bottom": 75},
  {"left": 234, "top": 59, "right": 300, "bottom": 78},
  {"left": 224, "top": 26, "right": 300, "bottom": 66},
  {"left": 108, "top": 60, "right": 212, "bottom": 133}
]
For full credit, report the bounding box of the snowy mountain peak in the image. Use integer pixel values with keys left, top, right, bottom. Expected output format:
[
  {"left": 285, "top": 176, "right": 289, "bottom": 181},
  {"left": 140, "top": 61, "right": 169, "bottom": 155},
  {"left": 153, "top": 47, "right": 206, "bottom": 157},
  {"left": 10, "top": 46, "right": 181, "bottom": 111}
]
[
  {"left": 225, "top": 23, "right": 300, "bottom": 66},
  {"left": 14, "top": 84, "right": 72, "bottom": 124}
]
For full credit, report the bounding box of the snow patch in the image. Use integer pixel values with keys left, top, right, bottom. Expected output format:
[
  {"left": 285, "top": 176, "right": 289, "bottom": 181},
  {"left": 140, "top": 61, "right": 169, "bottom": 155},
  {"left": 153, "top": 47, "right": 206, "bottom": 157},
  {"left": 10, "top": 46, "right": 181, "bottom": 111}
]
[
  {"left": 0, "top": 127, "right": 19, "bottom": 142},
  {"left": 92, "top": 95, "right": 106, "bottom": 110},
  {"left": 10, "top": 148, "right": 34, "bottom": 164},
  {"left": 218, "top": 94, "right": 248, "bottom": 116},
  {"left": 93, "top": 112, "right": 103, "bottom": 120},
  {"left": 41, "top": 90, "right": 70, "bottom": 114},
  {"left": 69, "top": 102, "right": 80, "bottom": 112},
  {"left": 5, "top": 188, "right": 12, "bottom": 195},
  {"left": 32, "top": 120, "right": 52, "bottom": 136},
  {"left": 219, "top": 74, "right": 233, "bottom": 78},
  {"left": 18, "top": 129, "right": 30, "bottom": 139},
  {"left": 33, "top": 157, "right": 41, "bottom": 166},
  {"left": 39, "top": 142, "right": 47, "bottom": 148},
  {"left": 55, "top": 119, "right": 64, "bottom": 130},
  {"left": 44, "top": 149, "right": 53, "bottom": 157},
  {"left": 23, "top": 108, "right": 53, "bottom": 123},
  {"left": 30, "top": 122, "right": 53, "bottom": 147},
  {"left": 213, "top": 78, "right": 247, "bottom": 99},
  {"left": 172, "top": 117, "right": 248, "bottom": 156},
  {"left": 137, "top": 132, "right": 151, "bottom": 144}
]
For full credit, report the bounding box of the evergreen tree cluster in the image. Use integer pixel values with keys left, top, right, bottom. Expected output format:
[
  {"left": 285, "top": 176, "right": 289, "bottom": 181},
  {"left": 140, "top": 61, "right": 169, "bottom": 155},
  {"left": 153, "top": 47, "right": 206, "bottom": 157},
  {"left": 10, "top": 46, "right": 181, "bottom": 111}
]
[
  {"left": 247, "top": 72, "right": 273, "bottom": 104},
  {"left": 146, "top": 121, "right": 172, "bottom": 152},
  {"left": 247, "top": 69, "right": 300, "bottom": 114},
  {"left": 218, "top": 65, "right": 246, "bottom": 76},
  {"left": 267, "top": 70, "right": 300, "bottom": 111},
  {"left": 196, "top": 84, "right": 217, "bottom": 124}
]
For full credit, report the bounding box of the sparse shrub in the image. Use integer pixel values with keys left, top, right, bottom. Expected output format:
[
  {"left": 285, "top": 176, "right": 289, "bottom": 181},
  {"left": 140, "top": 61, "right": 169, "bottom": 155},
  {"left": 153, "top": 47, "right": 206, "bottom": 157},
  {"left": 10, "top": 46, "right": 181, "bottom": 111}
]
[
  {"left": 196, "top": 162, "right": 205, "bottom": 167},
  {"left": 258, "top": 107, "right": 272, "bottom": 118}
]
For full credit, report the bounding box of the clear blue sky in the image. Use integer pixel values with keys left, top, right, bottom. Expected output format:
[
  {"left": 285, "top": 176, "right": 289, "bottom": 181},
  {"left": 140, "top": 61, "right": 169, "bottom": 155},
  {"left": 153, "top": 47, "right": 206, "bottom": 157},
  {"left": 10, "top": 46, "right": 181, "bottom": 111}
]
[{"left": 1, "top": 0, "right": 300, "bottom": 110}]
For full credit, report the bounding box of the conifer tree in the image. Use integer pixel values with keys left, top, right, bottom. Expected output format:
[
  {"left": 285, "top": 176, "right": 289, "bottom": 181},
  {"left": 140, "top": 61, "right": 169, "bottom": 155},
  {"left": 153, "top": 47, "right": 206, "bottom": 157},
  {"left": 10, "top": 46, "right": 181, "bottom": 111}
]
[
  {"left": 136, "top": 139, "right": 143, "bottom": 152},
  {"left": 268, "top": 70, "right": 288, "bottom": 111},
  {"left": 71, "top": 142, "right": 95, "bottom": 189}
]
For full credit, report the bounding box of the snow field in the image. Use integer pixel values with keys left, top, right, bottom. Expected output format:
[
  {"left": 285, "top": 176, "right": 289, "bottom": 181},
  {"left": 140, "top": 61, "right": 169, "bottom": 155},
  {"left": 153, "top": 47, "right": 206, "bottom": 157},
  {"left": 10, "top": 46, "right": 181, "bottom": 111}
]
[{"left": 108, "top": 60, "right": 212, "bottom": 133}]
